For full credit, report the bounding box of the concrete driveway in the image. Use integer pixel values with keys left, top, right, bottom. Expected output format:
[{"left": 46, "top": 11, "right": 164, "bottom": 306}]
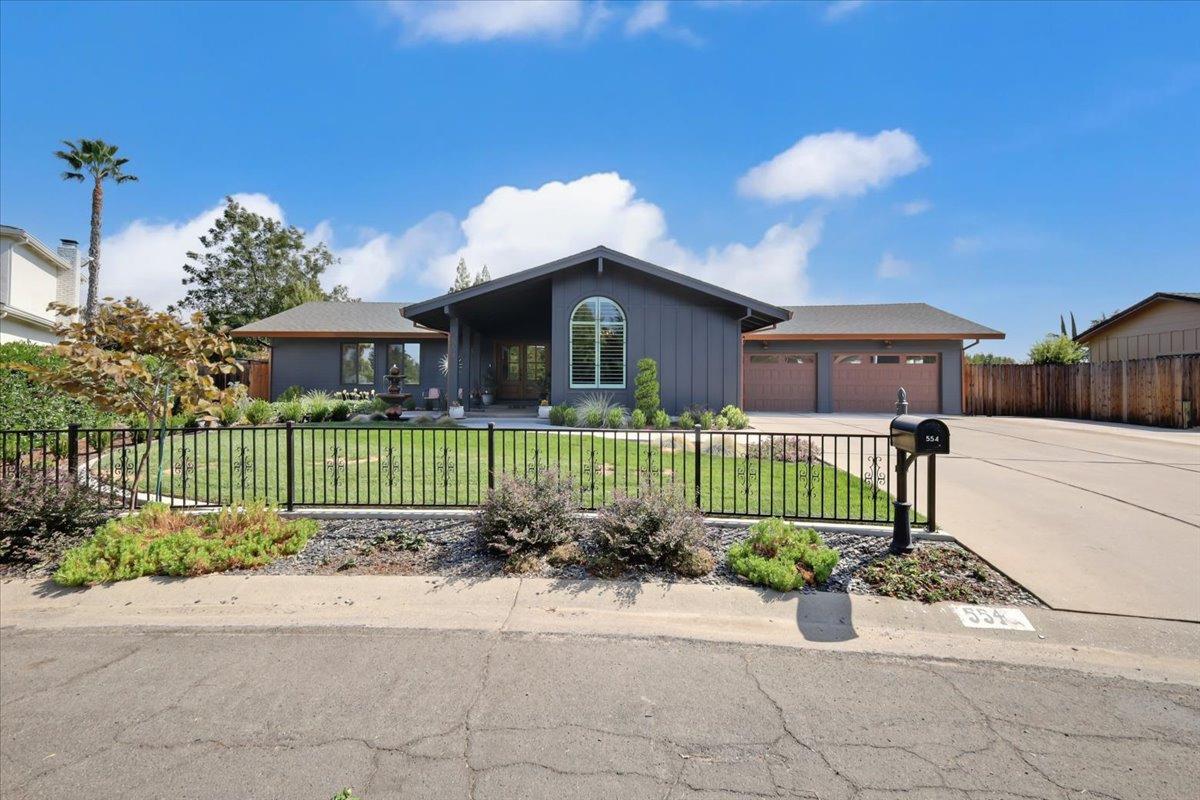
[{"left": 749, "top": 413, "right": 1200, "bottom": 621}]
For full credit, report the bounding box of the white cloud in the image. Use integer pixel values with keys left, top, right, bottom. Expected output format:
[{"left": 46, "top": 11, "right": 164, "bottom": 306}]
[
  {"left": 427, "top": 172, "right": 821, "bottom": 301},
  {"left": 103, "top": 172, "right": 824, "bottom": 313},
  {"left": 876, "top": 252, "right": 912, "bottom": 279},
  {"left": 384, "top": 0, "right": 584, "bottom": 43},
  {"left": 823, "top": 1, "right": 867, "bottom": 22},
  {"left": 737, "top": 129, "right": 929, "bottom": 203},
  {"left": 625, "top": 1, "right": 669, "bottom": 35},
  {"left": 102, "top": 193, "right": 285, "bottom": 310},
  {"left": 311, "top": 214, "right": 459, "bottom": 300},
  {"left": 899, "top": 199, "right": 932, "bottom": 216}
]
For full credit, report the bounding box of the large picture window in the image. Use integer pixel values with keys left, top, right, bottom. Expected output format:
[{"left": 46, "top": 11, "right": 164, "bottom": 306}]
[
  {"left": 387, "top": 342, "right": 421, "bottom": 385},
  {"left": 570, "top": 296, "right": 625, "bottom": 389},
  {"left": 340, "top": 342, "right": 375, "bottom": 385}
]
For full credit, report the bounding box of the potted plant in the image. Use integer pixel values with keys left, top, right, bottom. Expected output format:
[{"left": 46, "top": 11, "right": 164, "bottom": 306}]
[
  {"left": 481, "top": 368, "right": 496, "bottom": 406},
  {"left": 448, "top": 400, "right": 465, "bottom": 420},
  {"left": 538, "top": 399, "right": 552, "bottom": 419}
]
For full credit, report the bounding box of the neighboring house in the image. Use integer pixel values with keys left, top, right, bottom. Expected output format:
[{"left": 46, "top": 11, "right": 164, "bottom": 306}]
[
  {"left": 1074, "top": 292, "right": 1200, "bottom": 362},
  {"left": 235, "top": 246, "right": 1004, "bottom": 414},
  {"left": 0, "top": 225, "right": 81, "bottom": 345}
]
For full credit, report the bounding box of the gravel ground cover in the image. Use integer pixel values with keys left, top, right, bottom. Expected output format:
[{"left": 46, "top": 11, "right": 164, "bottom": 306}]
[{"left": 252, "top": 515, "right": 1041, "bottom": 606}]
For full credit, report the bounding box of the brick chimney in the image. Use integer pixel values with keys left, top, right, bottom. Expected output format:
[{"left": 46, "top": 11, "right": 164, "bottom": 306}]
[{"left": 55, "top": 238, "right": 81, "bottom": 312}]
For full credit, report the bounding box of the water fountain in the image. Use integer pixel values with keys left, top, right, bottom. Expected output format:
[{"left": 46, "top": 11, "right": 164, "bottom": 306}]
[{"left": 378, "top": 364, "right": 412, "bottom": 421}]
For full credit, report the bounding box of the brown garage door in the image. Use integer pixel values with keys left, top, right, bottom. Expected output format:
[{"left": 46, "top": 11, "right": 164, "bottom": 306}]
[
  {"left": 743, "top": 352, "right": 816, "bottom": 412},
  {"left": 832, "top": 353, "right": 940, "bottom": 412}
]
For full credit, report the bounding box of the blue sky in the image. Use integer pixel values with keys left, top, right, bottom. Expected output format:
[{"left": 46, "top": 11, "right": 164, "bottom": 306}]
[{"left": 1, "top": 0, "right": 1197, "bottom": 357}]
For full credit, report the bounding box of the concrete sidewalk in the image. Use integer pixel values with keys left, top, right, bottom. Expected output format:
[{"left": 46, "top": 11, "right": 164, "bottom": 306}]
[
  {"left": 749, "top": 413, "right": 1200, "bottom": 621},
  {"left": 4, "top": 574, "right": 1197, "bottom": 684}
]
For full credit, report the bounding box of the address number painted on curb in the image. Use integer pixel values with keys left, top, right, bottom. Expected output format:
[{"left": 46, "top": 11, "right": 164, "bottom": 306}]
[{"left": 952, "top": 605, "right": 1035, "bottom": 631}]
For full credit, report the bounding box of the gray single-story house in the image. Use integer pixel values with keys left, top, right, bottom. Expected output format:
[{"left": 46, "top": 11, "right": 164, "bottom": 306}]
[{"left": 234, "top": 246, "right": 1004, "bottom": 414}]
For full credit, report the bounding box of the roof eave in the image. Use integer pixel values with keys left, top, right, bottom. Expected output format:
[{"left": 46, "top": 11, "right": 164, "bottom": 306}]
[
  {"left": 1075, "top": 292, "right": 1200, "bottom": 342},
  {"left": 742, "top": 331, "right": 1006, "bottom": 341}
]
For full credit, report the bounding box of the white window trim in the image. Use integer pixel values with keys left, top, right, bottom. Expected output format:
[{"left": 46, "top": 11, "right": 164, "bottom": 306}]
[{"left": 569, "top": 296, "right": 626, "bottom": 390}]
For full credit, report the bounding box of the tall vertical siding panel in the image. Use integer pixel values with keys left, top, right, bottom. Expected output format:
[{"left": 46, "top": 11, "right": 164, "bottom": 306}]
[{"left": 964, "top": 355, "right": 1200, "bottom": 428}]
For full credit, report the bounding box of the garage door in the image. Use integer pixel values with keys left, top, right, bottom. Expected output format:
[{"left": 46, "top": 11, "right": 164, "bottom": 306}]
[
  {"left": 832, "top": 353, "right": 940, "bottom": 412},
  {"left": 743, "top": 352, "right": 816, "bottom": 412}
]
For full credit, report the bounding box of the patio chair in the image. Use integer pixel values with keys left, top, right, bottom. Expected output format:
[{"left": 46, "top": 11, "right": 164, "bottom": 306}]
[{"left": 423, "top": 387, "right": 442, "bottom": 411}]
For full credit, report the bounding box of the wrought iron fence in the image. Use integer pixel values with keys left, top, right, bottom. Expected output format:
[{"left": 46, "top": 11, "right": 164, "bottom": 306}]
[{"left": 1, "top": 422, "right": 936, "bottom": 528}]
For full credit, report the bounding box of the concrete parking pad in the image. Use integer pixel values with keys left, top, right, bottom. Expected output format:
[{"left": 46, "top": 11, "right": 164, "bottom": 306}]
[{"left": 749, "top": 413, "right": 1200, "bottom": 621}]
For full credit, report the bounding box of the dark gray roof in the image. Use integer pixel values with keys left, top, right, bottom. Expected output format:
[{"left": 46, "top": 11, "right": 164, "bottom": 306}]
[
  {"left": 403, "top": 245, "right": 792, "bottom": 333},
  {"left": 232, "top": 301, "right": 440, "bottom": 337},
  {"left": 747, "top": 303, "right": 1004, "bottom": 339},
  {"left": 1075, "top": 292, "right": 1200, "bottom": 342}
]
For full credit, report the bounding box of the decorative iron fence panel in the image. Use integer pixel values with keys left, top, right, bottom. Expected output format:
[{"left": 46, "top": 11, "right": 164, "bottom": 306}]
[{"left": 1, "top": 423, "right": 936, "bottom": 529}]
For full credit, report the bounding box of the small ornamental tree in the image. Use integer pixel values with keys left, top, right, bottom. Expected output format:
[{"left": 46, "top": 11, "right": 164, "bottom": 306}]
[
  {"left": 1028, "top": 334, "right": 1088, "bottom": 365},
  {"left": 633, "top": 357, "right": 660, "bottom": 417},
  {"left": 35, "top": 299, "right": 241, "bottom": 505}
]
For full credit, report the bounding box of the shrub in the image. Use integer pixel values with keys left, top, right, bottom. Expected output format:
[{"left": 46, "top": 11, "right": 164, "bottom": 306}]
[
  {"left": 402, "top": 397, "right": 417, "bottom": 411},
  {"left": 217, "top": 402, "right": 243, "bottom": 427},
  {"left": 52, "top": 502, "right": 314, "bottom": 586},
  {"left": 727, "top": 519, "right": 839, "bottom": 592},
  {"left": 698, "top": 410, "right": 715, "bottom": 430},
  {"left": 243, "top": 398, "right": 276, "bottom": 425},
  {"left": 274, "top": 400, "right": 304, "bottom": 423},
  {"left": 434, "top": 416, "right": 459, "bottom": 427},
  {"left": 1, "top": 473, "right": 112, "bottom": 563},
  {"left": 328, "top": 401, "right": 352, "bottom": 422},
  {"left": 711, "top": 415, "right": 727, "bottom": 430},
  {"left": 548, "top": 404, "right": 570, "bottom": 425},
  {"left": 629, "top": 408, "right": 647, "bottom": 428},
  {"left": 651, "top": 409, "right": 672, "bottom": 430},
  {"left": 672, "top": 547, "right": 715, "bottom": 578},
  {"left": 593, "top": 487, "right": 708, "bottom": 575},
  {"left": 303, "top": 390, "right": 333, "bottom": 422},
  {"left": 412, "top": 414, "right": 435, "bottom": 426},
  {"left": 719, "top": 405, "right": 749, "bottom": 430},
  {"left": 678, "top": 411, "right": 696, "bottom": 429},
  {"left": 633, "top": 358, "right": 660, "bottom": 416},
  {"left": 604, "top": 406, "right": 625, "bottom": 429},
  {"left": 1029, "top": 334, "right": 1088, "bottom": 365},
  {"left": 278, "top": 385, "right": 304, "bottom": 402},
  {"left": 478, "top": 471, "right": 575, "bottom": 557},
  {"left": 0, "top": 342, "right": 120, "bottom": 459},
  {"left": 547, "top": 541, "right": 586, "bottom": 566},
  {"left": 745, "top": 438, "right": 822, "bottom": 463},
  {"left": 858, "top": 547, "right": 985, "bottom": 603},
  {"left": 574, "top": 392, "right": 616, "bottom": 429}
]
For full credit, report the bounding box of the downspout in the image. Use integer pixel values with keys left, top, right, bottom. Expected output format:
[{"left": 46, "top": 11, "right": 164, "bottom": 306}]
[
  {"left": 960, "top": 339, "right": 980, "bottom": 416},
  {"left": 738, "top": 307, "right": 753, "bottom": 409}
]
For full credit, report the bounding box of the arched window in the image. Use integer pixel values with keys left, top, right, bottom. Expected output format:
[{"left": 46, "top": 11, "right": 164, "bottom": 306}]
[{"left": 570, "top": 296, "right": 625, "bottom": 389}]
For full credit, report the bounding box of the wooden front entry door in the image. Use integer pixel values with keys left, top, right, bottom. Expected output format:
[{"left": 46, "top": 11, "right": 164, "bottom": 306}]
[{"left": 496, "top": 343, "right": 548, "bottom": 401}]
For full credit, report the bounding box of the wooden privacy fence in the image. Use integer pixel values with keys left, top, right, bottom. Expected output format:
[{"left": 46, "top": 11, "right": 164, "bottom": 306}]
[{"left": 964, "top": 355, "right": 1200, "bottom": 428}]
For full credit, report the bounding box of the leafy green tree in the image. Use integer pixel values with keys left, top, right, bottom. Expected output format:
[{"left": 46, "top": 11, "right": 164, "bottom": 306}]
[
  {"left": 173, "top": 197, "right": 353, "bottom": 332},
  {"left": 634, "top": 358, "right": 660, "bottom": 416},
  {"left": 966, "top": 353, "right": 1016, "bottom": 365},
  {"left": 449, "top": 258, "right": 472, "bottom": 292},
  {"left": 1028, "top": 334, "right": 1088, "bottom": 365},
  {"left": 36, "top": 299, "right": 241, "bottom": 506},
  {"left": 54, "top": 138, "right": 139, "bottom": 321}
]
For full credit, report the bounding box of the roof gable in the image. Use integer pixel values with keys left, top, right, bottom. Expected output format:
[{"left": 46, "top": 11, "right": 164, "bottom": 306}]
[
  {"left": 402, "top": 246, "right": 792, "bottom": 332},
  {"left": 1075, "top": 292, "right": 1200, "bottom": 342}
]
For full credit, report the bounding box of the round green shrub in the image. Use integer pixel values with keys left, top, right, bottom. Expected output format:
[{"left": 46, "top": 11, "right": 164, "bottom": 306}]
[
  {"left": 274, "top": 400, "right": 304, "bottom": 423},
  {"left": 699, "top": 410, "right": 715, "bottom": 429},
  {"left": 548, "top": 404, "right": 569, "bottom": 425},
  {"left": 678, "top": 411, "right": 696, "bottom": 429},
  {"left": 629, "top": 408, "right": 647, "bottom": 428},
  {"left": 719, "top": 405, "right": 749, "bottom": 429},
  {"left": 243, "top": 398, "right": 276, "bottom": 426},
  {"left": 584, "top": 408, "right": 604, "bottom": 427},
  {"left": 727, "top": 518, "right": 839, "bottom": 592},
  {"left": 652, "top": 409, "right": 672, "bottom": 430},
  {"left": 604, "top": 407, "right": 625, "bottom": 429},
  {"left": 328, "top": 401, "right": 352, "bottom": 422}
]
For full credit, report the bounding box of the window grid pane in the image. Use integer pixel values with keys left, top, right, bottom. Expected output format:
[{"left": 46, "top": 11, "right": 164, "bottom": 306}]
[{"left": 570, "top": 296, "right": 625, "bottom": 389}]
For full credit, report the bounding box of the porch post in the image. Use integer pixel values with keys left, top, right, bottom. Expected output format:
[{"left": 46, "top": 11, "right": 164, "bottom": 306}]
[{"left": 447, "top": 312, "right": 460, "bottom": 408}]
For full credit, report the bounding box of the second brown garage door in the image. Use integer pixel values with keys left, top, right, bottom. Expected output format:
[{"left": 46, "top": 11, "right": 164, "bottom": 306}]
[
  {"left": 743, "top": 352, "right": 816, "bottom": 412},
  {"left": 832, "top": 353, "right": 941, "bottom": 412}
]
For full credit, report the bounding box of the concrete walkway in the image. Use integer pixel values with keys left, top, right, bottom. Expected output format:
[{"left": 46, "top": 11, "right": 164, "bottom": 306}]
[
  {"left": 3, "top": 575, "right": 1199, "bottom": 799},
  {"left": 749, "top": 413, "right": 1200, "bottom": 621}
]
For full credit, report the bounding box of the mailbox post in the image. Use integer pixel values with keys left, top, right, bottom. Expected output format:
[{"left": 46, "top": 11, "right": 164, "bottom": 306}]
[{"left": 889, "top": 388, "right": 950, "bottom": 555}]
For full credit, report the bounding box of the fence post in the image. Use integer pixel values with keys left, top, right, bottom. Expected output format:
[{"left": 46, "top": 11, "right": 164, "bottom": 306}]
[
  {"left": 67, "top": 423, "right": 80, "bottom": 482},
  {"left": 693, "top": 424, "right": 702, "bottom": 509},
  {"left": 487, "top": 423, "right": 495, "bottom": 492},
  {"left": 926, "top": 453, "right": 936, "bottom": 531},
  {"left": 285, "top": 421, "right": 295, "bottom": 512}
]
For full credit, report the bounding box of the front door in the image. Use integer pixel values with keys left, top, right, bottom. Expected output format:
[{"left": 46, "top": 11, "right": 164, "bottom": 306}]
[{"left": 496, "top": 343, "right": 548, "bottom": 402}]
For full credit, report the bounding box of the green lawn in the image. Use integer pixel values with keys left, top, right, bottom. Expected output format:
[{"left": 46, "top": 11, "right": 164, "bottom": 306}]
[{"left": 92, "top": 426, "right": 913, "bottom": 522}]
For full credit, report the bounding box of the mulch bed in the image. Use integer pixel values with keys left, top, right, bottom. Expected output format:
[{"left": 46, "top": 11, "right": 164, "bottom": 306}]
[{"left": 1, "top": 514, "right": 1041, "bottom": 606}]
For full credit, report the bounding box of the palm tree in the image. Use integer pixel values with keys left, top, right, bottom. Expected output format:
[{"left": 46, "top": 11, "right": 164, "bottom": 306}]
[{"left": 54, "top": 139, "right": 138, "bottom": 320}]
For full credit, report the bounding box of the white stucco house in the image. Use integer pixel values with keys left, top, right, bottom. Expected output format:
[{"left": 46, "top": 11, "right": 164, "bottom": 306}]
[{"left": 0, "top": 224, "right": 82, "bottom": 344}]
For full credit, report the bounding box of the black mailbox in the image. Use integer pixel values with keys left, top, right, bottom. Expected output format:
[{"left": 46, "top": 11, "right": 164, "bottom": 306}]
[{"left": 890, "top": 415, "right": 950, "bottom": 455}]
